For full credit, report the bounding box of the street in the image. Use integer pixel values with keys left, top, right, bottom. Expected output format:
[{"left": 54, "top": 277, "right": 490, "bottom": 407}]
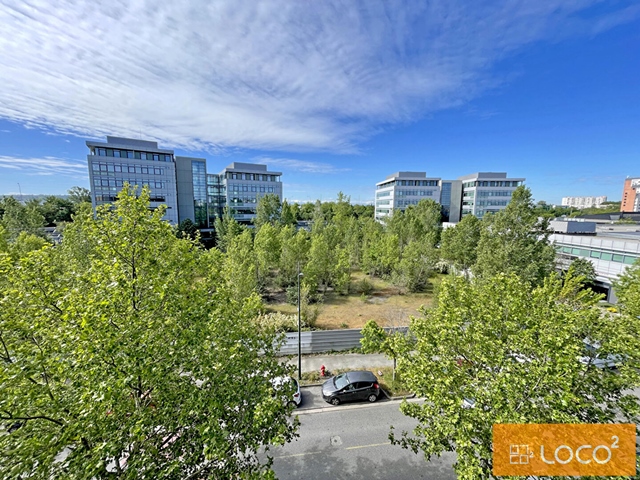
[{"left": 269, "top": 395, "right": 457, "bottom": 480}]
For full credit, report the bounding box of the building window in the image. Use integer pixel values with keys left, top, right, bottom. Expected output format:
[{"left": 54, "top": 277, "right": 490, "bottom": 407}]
[{"left": 153, "top": 154, "right": 160, "bottom": 161}]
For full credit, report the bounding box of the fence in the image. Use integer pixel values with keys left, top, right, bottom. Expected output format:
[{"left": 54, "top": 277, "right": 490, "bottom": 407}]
[{"left": 277, "top": 327, "right": 408, "bottom": 355}]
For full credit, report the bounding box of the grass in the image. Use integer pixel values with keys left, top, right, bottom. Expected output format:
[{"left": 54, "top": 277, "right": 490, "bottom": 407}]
[
  {"left": 299, "top": 365, "right": 413, "bottom": 397},
  {"left": 265, "top": 270, "right": 443, "bottom": 330}
]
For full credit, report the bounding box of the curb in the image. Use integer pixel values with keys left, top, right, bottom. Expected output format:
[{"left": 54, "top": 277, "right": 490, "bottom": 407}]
[{"left": 381, "top": 388, "right": 416, "bottom": 401}]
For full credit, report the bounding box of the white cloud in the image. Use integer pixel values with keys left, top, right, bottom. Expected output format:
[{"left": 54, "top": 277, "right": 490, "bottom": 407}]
[
  {"left": 0, "top": 1, "right": 636, "bottom": 153},
  {"left": 256, "top": 157, "right": 350, "bottom": 174},
  {"left": 0, "top": 155, "right": 88, "bottom": 179}
]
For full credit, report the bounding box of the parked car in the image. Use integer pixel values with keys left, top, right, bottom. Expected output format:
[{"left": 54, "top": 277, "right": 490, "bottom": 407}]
[
  {"left": 578, "top": 338, "right": 622, "bottom": 369},
  {"left": 271, "top": 376, "right": 302, "bottom": 407},
  {"left": 321, "top": 371, "right": 380, "bottom": 405}
]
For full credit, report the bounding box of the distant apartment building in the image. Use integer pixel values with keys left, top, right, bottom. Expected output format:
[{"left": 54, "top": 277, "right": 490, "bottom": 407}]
[
  {"left": 459, "top": 172, "right": 525, "bottom": 219},
  {"left": 561, "top": 196, "right": 607, "bottom": 209},
  {"left": 621, "top": 177, "right": 640, "bottom": 212},
  {"left": 87, "top": 137, "right": 282, "bottom": 226}
]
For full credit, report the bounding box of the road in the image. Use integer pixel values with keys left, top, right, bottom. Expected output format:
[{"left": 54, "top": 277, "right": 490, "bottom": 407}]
[{"left": 269, "top": 396, "right": 456, "bottom": 480}]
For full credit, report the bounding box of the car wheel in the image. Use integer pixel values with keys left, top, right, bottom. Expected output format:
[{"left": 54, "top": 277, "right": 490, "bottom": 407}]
[
  {"left": 330, "top": 397, "right": 340, "bottom": 406},
  {"left": 368, "top": 394, "right": 377, "bottom": 403},
  {"left": 288, "top": 400, "right": 297, "bottom": 408}
]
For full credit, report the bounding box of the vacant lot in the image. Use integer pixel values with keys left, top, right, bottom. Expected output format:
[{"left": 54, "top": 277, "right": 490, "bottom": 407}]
[{"left": 265, "top": 271, "right": 442, "bottom": 330}]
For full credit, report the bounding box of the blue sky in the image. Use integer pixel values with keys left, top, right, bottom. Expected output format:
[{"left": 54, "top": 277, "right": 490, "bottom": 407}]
[{"left": 0, "top": 1, "right": 638, "bottom": 204}]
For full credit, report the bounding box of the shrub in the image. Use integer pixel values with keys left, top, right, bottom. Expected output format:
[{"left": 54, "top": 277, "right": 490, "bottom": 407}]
[
  {"left": 254, "top": 312, "right": 306, "bottom": 333},
  {"left": 356, "top": 278, "right": 374, "bottom": 295}
]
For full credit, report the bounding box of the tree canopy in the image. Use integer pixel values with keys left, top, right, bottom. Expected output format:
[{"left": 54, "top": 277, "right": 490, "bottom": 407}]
[
  {"left": 0, "top": 185, "right": 298, "bottom": 479},
  {"left": 392, "top": 273, "right": 640, "bottom": 479}
]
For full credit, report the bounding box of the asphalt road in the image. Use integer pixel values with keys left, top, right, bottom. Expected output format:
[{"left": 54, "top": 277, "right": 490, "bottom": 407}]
[{"left": 269, "top": 395, "right": 457, "bottom": 480}]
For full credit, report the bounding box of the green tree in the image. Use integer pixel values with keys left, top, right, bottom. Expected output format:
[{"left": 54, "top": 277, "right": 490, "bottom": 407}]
[
  {"left": 67, "top": 186, "right": 92, "bottom": 205},
  {"left": 175, "top": 218, "right": 198, "bottom": 240},
  {"left": 392, "top": 239, "right": 437, "bottom": 293},
  {"left": 0, "top": 196, "right": 45, "bottom": 239},
  {"left": 38, "top": 196, "right": 75, "bottom": 226},
  {"left": 614, "top": 258, "right": 640, "bottom": 318},
  {"left": 280, "top": 200, "right": 296, "bottom": 226},
  {"left": 565, "top": 257, "right": 597, "bottom": 289},
  {"left": 393, "top": 273, "right": 640, "bottom": 479},
  {"left": 278, "top": 226, "right": 310, "bottom": 287},
  {"left": 254, "top": 222, "right": 282, "bottom": 287},
  {"left": 214, "top": 206, "right": 243, "bottom": 252},
  {"left": 0, "top": 185, "right": 298, "bottom": 479},
  {"left": 360, "top": 320, "right": 410, "bottom": 380},
  {"left": 224, "top": 229, "right": 259, "bottom": 301},
  {"left": 254, "top": 193, "right": 282, "bottom": 229},
  {"left": 473, "top": 186, "right": 555, "bottom": 286},
  {"left": 439, "top": 215, "right": 481, "bottom": 277}
]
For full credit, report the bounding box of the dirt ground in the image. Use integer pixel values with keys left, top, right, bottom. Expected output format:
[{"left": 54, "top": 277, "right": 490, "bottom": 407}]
[{"left": 264, "top": 271, "right": 440, "bottom": 330}]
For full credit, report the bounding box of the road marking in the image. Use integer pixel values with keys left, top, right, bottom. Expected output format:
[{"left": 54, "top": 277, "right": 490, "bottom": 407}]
[
  {"left": 276, "top": 451, "right": 323, "bottom": 459},
  {"left": 345, "top": 441, "right": 391, "bottom": 450}
]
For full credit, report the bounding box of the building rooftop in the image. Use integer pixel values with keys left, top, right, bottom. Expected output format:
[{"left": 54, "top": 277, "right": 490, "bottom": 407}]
[
  {"left": 457, "top": 172, "right": 525, "bottom": 181},
  {"left": 86, "top": 136, "right": 174, "bottom": 154},
  {"left": 221, "top": 162, "right": 282, "bottom": 175}
]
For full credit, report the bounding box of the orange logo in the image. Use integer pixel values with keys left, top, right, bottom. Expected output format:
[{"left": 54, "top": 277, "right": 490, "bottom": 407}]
[{"left": 493, "top": 424, "right": 636, "bottom": 476}]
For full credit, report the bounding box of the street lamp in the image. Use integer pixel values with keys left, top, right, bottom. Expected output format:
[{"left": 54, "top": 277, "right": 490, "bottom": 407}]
[{"left": 297, "top": 263, "right": 303, "bottom": 381}]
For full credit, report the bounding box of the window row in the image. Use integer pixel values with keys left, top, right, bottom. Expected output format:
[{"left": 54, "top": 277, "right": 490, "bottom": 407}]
[
  {"left": 93, "top": 148, "right": 172, "bottom": 162},
  {"left": 226, "top": 173, "right": 280, "bottom": 182},
  {"left": 376, "top": 200, "right": 391, "bottom": 206},
  {"left": 559, "top": 246, "right": 637, "bottom": 265},
  {"left": 92, "top": 163, "right": 166, "bottom": 175},
  {"left": 476, "top": 190, "right": 514, "bottom": 197},
  {"left": 463, "top": 180, "right": 520, "bottom": 188},
  {"left": 228, "top": 196, "right": 268, "bottom": 204},
  {"left": 376, "top": 191, "right": 391, "bottom": 198},
  {"left": 95, "top": 195, "right": 166, "bottom": 203},
  {"left": 475, "top": 200, "right": 509, "bottom": 207},
  {"left": 94, "top": 178, "right": 165, "bottom": 189},
  {"left": 229, "top": 184, "right": 275, "bottom": 193},
  {"left": 396, "top": 190, "right": 435, "bottom": 197},
  {"left": 397, "top": 199, "right": 423, "bottom": 207},
  {"left": 377, "top": 180, "right": 439, "bottom": 189}
]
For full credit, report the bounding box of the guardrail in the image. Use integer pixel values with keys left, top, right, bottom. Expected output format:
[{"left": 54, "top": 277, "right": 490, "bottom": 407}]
[{"left": 277, "top": 327, "right": 408, "bottom": 355}]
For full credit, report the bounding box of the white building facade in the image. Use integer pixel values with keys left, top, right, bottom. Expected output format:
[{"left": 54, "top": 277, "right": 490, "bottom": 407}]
[
  {"left": 561, "top": 196, "right": 607, "bottom": 209},
  {"left": 375, "top": 172, "right": 441, "bottom": 222},
  {"left": 459, "top": 172, "right": 525, "bottom": 219}
]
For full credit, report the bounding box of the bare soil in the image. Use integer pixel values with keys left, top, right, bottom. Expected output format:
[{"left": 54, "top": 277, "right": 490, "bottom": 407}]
[{"left": 264, "top": 271, "right": 441, "bottom": 330}]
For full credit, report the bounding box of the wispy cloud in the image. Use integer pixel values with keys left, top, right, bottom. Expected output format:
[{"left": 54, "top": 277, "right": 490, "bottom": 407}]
[
  {"left": 256, "top": 157, "right": 350, "bottom": 174},
  {"left": 0, "top": 1, "right": 636, "bottom": 153},
  {"left": 0, "top": 155, "right": 88, "bottom": 179}
]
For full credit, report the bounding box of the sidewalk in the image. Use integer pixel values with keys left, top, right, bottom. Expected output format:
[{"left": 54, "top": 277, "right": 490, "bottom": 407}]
[{"left": 284, "top": 353, "right": 393, "bottom": 373}]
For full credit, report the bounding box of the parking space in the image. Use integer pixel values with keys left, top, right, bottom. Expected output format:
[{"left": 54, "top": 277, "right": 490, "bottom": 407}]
[{"left": 295, "top": 385, "right": 390, "bottom": 412}]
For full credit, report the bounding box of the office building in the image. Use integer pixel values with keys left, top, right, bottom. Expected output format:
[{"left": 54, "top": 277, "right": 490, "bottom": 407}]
[
  {"left": 87, "top": 137, "right": 282, "bottom": 227},
  {"left": 621, "top": 177, "right": 640, "bottom": 212},
  {"left": 210, "top": 162, "right": 283, "bottom": 225},
  {"left": 459, "top": 172, "right": 525, "bottom": 219},
  {"left": 561, "top": 196, "right": 607, "bottom": 209},
  {"left": 86, "top": 137, "right": 179, "bottom": 223},
  {"left": 375, "top": 172, "right": 442, "bottom": 222},
  {"left": 552, "top": 221, "right": 640, "bottom": 303}
]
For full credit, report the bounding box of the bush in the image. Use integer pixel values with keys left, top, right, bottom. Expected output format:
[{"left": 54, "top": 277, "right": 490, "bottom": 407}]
[
  {"left": 254, "top": 312, "right": 306, "bottom": 333},
  {"left": 356, "top": 278, "right": 374, "bottom": 295}
]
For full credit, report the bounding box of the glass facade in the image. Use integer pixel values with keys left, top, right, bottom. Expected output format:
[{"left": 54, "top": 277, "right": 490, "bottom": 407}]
[{"left": 192, "top": 161, "right": 207, "bottom": 228}]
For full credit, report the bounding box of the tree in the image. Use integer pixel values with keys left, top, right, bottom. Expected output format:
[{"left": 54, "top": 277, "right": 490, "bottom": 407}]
[
  {"left": 280, "top": 200, "right": 296, "bottom": 226},
  {"left": 254, "top": 223, "right": 282, "bottom": 287},
  {"left": 392, "top": 273, "right": 640, "bottom": 479},
  {"left": 0, "top": 196, "right": 45, "bottom": 240},
  {"left": 224, "top": 229, "right": 259, "bottom": 301},
  {"left": 254, "top": 193, "right": 282, "bottom": 229},
  {"left": 565, "top": 257, "right": 597, "bottom": 289},
  {"left": 440, "top": 214, "right": 481, "bottom": 277},
  {"left": 614, "top": 258, "right": 640, "bottom": 318},
  {"left": 392, "top": 239, "right": 437, "bottom": 293},
  {"left": 67, "top": 186, "right": 92, "bottom": 205},
  {"left": 175, "top": 218, "right": 198, "bottom": 240},
  {"left": 0, "top": 185, "right": 298, "bottom": 479},
  {"left": 38, "top": 196, "right": 75, "bottom": 226},
  {"left": 213, "top": 206, "right": 243, "bottom": 252},
  {"left": 278, "top": 226, "right": 310, "bottom": 287},
  {"left": 360, "top": 319, "right": 410, "bottom": 380},
  {"left": 473, "top": 186, "right": 555, "bottom": 286}
]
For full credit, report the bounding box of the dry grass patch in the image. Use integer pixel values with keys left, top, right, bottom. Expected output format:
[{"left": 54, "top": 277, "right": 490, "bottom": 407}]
[{"left": 265, "top": 272, "right": 443, "bottom": 330}]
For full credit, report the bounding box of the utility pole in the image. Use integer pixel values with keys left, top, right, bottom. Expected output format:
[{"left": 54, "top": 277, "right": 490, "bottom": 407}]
[{"left": 297, "top": 262, "right": 303, "bottom": 381}]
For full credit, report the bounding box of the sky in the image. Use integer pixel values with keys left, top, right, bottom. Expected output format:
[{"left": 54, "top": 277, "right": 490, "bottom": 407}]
[{"left": 0, "top": 0, "right": 638, "bottom": 205}]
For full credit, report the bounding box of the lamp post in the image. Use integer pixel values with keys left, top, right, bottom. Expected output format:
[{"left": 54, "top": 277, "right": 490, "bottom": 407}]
[{"left": 297, "top": 263, "right": 303, "bottom": 381}]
